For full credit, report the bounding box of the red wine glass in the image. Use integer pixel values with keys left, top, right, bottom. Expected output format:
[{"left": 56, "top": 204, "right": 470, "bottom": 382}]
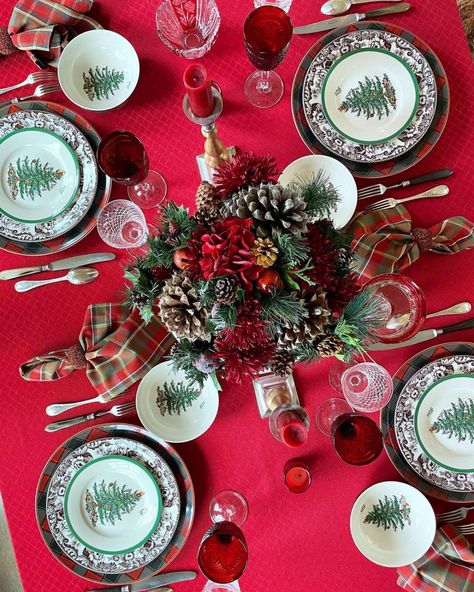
[
  {"left": 198, "top": 521, "right": 248, "bottom": 584},
  {"left": 97, "top": 131, "right": 167, "bottom": 209},
  {"left": 331, "top": 412, "right": 383, "bottom": 465},
  {"left": 243, "top": 6, "right": 292, "bottom": 108}
]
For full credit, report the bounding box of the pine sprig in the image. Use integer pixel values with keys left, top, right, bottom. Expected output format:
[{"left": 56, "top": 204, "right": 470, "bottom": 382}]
[
  {"left": 294, "top": 342, "right": 320, "bottom": 364},
  {"left": 289, "top": 170, "right": 340, "bottom": 219},
  {"left": 272, "top": 231, "right": 310, "bottom": 266},
  {"left": 262, "top": 292, "right": 307, "bottom": 338},
  {"left": 168, "top": 340, "right": 209, "bottom": 388},
  {"left": 207, "top": 303, "right": 238, "bottom": 332},
  {"left": 430, "top": 397, "right": 474, "bottom": 443},
  {"left": 156, "top": 380, "right": 201, "bottom": 416}
]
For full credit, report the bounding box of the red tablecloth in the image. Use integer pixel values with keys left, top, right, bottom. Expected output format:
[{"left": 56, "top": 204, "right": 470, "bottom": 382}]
[{"left": 0, "top": 1, "right": 473, "bottom": 591}]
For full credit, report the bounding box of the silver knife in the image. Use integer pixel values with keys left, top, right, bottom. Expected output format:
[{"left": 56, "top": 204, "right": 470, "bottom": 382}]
[
  {"left": 87, "top": 571, "right": 197, "bottom": 592},
  {"left": 293, "top": 3, "right": 411, "bottom": 35},
  {"left": 0, "top": 252, "right": 115, "bottom": 280},
  {"left": 369, "top": 318, "right": 474, "bottom": 351}
]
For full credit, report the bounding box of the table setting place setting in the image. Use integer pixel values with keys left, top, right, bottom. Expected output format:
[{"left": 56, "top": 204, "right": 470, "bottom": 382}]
[{"left": 0, "top": 0, "right": 473, "bottom": 591}]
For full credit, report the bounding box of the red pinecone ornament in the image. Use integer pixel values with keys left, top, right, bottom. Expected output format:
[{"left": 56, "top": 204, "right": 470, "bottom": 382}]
[{"left": 213, "top": 152, "right": 278, "bottom": 197}]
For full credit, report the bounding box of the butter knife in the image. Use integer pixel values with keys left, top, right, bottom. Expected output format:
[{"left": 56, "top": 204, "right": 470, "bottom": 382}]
[
  {"left": 369, "top": 318, "right": 474, "bottom": 351},
  {"left": 87, "top": 570, "right": 197, "bottom": 592},
  {"left": 293, "top": 3, "right": 411, "bottom": 34},
  {"left": 0, "top": 252, "right": 115, "bottom": 280}
]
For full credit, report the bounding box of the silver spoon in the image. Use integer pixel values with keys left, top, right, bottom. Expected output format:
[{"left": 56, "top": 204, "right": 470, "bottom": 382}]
[
  {"left": 386, "top": 302, "right": 471, "bottom": 329},
  {"left": 15, "top": 267, "right": 99, "bottom": 292},
  {"left": 321, "top": 0, "right": 402, "bottom": 16}
]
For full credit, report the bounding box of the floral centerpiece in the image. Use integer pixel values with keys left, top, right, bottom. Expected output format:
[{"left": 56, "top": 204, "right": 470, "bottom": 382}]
[{"left": 125, "top": 153, "right": 383, "bottom": 389}]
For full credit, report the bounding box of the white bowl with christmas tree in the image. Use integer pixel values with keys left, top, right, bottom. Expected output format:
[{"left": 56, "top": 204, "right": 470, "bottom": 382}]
[
  {"left": 350, "top": 481, "right": 435, "bottom": 567},
  {"left": 58, "top": 30, "right": 140, "bottom": 112},
  {"left": 414, "top": 374, "right": 474, "bottom": 473},
  {"left": 136, "top": 361, "right": 220, "bottom": 443}
]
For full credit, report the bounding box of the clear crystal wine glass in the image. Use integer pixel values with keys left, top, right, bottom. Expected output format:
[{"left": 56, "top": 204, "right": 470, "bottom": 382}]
[
  {"left": 316, "top": 397, "right": 353, "bottom": 436},
  {"left": 341, "top": 362, "right": 393, "bottom": 413},
  {"left": 209, "top": 490, "right": 248, "bottom": 526},
  {"left": 97, "top": 199, "right": 147, "bottom": 249}
]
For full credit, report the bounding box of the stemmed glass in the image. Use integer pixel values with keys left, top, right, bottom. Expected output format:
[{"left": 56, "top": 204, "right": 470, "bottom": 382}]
[
  {"left": 341, "top": 362, "right": 393, "bottom": 413},
  {"left": 330, "top": 413, "right": 383, "bottom": 465},
  {"left": 97, "top": 199, "right": 148, "bottom": 249},
  {"left": 243, "top": 6, "right": 293, "bottom": 108},
  {"left": 316, "top": 397, "right": 353, "bottom": 437},
  {"left": 97, "top": 130, "right": 167, "bottom": 209}
]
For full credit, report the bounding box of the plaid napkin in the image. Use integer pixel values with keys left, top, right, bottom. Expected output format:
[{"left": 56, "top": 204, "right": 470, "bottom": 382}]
[
  {"left": 348, "top": 205, "right": 474, "bottom": 283},
  {"left": 19, "top": 302, "right": 175, "bottom": 401},
  {"left": 397, "top": 524, "right": 474, "bottom": 592},
  {"left": 4, "top": 0, "right": 101, "bottom": 68}
]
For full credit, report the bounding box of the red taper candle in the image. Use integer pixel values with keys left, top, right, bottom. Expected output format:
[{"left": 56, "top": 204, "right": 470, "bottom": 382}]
[{"left": 183, "top": 64, "right": 215, "bottom": 118}]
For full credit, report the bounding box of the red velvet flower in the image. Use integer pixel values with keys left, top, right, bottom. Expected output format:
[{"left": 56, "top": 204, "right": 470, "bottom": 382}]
[
  {"left": 199, "top": 217, "right": 260, "bottom": 290},
  {"left": 213, "top": 152, "right": 278, "bottom": 197}
]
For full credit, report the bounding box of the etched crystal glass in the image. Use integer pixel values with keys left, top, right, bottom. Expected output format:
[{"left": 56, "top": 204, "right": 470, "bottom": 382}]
[
  {"left": 341, "top": 362, "right": 393, "bottom": 413},
  {"left": 156, "top": 0, "right": 221, "bottom": 59},
  {"left": 97, "top": 199, "right": 147, "bottom": 249}
]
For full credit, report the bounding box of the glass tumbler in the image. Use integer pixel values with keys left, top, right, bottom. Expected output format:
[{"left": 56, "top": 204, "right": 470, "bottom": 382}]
[
  {"left": 97, "top": 199, "right": 147, "bottom": 249},
  {"left": 156, "top": 0, "right": 221, "bottom": 59},
  {"left": 341, "top": 362, "right": 393, "bottom": 413}
]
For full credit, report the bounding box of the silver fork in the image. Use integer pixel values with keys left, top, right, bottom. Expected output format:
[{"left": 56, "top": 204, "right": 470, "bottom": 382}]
[
  {"left": 364, "top": 185, "right": 449, "bottom": 213},
  {"left": 0, "top": 82, "right": 62, "bottom": 108},
  {"left": 357, "top": 169, "right": 454, "bottom": 200},
  {"left": 437, "top": 507, "right": 474, "bottom": 524},
  {"left": 45, "top": 401, "right": 136, "bottom": 432},
  {"left": 458, "top": 523, "right": 474, "bottom": 535},
  {"left": 0, "top": 71, "right": 58, "bottom": 97}
]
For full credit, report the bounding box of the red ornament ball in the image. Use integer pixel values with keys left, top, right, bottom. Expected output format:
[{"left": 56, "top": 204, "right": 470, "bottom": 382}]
[
  {"left": 173, "top": 247, "right": 194, "bottom": 270},
  {"left": 257, "top": 269, "right": 283, "bottom": 293}
]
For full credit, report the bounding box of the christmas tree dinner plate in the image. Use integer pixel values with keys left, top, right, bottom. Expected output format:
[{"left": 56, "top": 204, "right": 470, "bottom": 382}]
[
  {"left": 414, "top": 374, "right": 474, "bottom": 473},
  {"left": 64, "top": 455, "right": 163, "bottom": 555},
  {"left": 320, "top": 48, "right": 419, "bottom": 145},
  {"left": 395, "top": 355, "right": 474, "bottom": 492}
]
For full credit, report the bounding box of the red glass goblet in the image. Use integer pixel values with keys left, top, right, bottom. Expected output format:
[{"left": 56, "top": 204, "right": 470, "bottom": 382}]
[
  {"left": 198, "top": 521, "right": 248, "bottom": 584},
  {"left": 331, "top": 412, "right": 383, "bottom": 465},
  {"left": 243, "top": 6, "right": 292, "bottom": 108}
]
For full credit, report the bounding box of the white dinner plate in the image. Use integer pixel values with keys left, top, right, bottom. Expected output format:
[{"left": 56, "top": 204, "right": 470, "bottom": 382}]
[
  {"left": 0, "top": 128, "right": 79, "bottom": 223},
  {"left": 321, "top": 48, "right": 419, "bottom": 145},
  {"left": 58, "top": 30, "right": 140, "bottom": 111},
  {"left": 64, "top": 455, "right": 162, "bottom": 555},
  {"left": 350, "top": 481, "right": 436, "bottom": 567},
  {"left": 278, "top": 154, "right": 357, "bottom": 229},
  {"left": 137, "top": 361, "right": 219, "bottom": 443},
  {"left": 415, "top": 374, "right": 474, "bottom": 473}
]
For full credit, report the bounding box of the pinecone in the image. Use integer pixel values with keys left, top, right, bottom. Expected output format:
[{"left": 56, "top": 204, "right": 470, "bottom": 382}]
[
  {"left": 196, "top": 181, "right": 221, "bottom": 211},
  {"left": 128, "top": 288, "right": 151, "bottom": 307},
  {"left": 193, "top": 207, "right": 220, "bottom": 227},
  {"left": 277, "top": 290, "right": 331, "bottom": 349},
  {"left": 271, "top": 349, "right": 295, "bottom": 376},
  {"left": 316, "top": 334, "right": 345, "bottom": 358},
  {"left": 251, "top": 238, "right": 278, "bottom": 268},
  {"left": 159, "top": 272, "right": 210, "bottom": 341},
  {"left": 215, "top": 276, "right": 239, "bottom": 304},
  {"left": 225, "top": 183, "right": 308, "bottom": 238}
]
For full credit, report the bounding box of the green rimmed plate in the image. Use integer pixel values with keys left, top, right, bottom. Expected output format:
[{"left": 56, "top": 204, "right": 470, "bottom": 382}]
[
  {"left": 0, "top": 128, "right": 79, "bottom": 223},
  {"left": 321, "top": 48, "right": 419, "bottom": 145},
  {"left": 64, "top": 454, "right": 163, "bottom": 555},
  {"left": 415, "top": 374, "right": 474, "bottom": 473}
]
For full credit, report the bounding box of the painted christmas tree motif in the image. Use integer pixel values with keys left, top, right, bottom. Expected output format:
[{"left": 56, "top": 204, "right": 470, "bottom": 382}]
[
  {"left": 7, "top": 157, "right": 64, "bottom": 201},
  {"left": 430, "top": 397, "right": 474, "bottom": 444},
  {"left": 338, "top": 73, "right": 397, "bottom": 120},
  {"left": 82, "top": 66, "right": 125, "bottom": 101},
  {"left": 364, "top": 495, "right": 411, "bottom": 531},
  {"left": 84, "top": 480, "right": 144, "bottom": 527},
  {"left": 156, "top": 380, "right": 201, "bottom": 416}
]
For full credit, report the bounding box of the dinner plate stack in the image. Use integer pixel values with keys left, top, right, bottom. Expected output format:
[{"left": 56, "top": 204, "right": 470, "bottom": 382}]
[
  {"left": 35, "top": 424, "right": 195, "bottom": 585},
  {"left": 292, "top": 22, "right": 449, "bottom": 178},
  {"left": 0, "top": 101, "right": 111, "bottom": 256},
  {"left": 381, "top": 342, "right": 474, "bottom": 504}
]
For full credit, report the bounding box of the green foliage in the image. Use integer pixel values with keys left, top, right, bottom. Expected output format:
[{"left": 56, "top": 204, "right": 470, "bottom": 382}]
[
  {"left": 156, "top": 380, "right": 201, "bottom": 416},
  {"left": 339, "top": 73, "right": 397, "bottom": 120},
  {"left": 364, "top": 495, "right": 411, "bottom": 531},
  {"left": 207, "top": 303, "right": 238, "bottom": 332},
  {"left": 168, "top": 339, "right": 209, "bottom": 388},
  {"left": 7, "top": 157, "right": 64, "bottom": 200},
  {"left": 430, "top": 397, "right": 474, "bottom": 444},
  {"left": 82, "top": 66, "right": 125, "bottom": 101},
  {"left": 293, "top": 342, "right": 320, "bottom": 365},
  {"left": 124, "top": 258, "right": 162, "bottom": 322},
  {"left": 272, "top": 231, "right": 310, "bottom": 267},
  {"left": 288, "top": 170, "right": 340, "bottom": 219},
  {"left": 84, "top": 480, "right": 143, "bottom": 527},
  {"left": 262, "top": 292, "right": 307, "bottom": 338}
]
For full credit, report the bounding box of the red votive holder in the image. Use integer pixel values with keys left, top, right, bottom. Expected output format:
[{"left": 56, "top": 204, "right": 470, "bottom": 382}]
[
  {"left": 283, "top": 459, "right": 311, "bottom": 493},
  {"left": 269, "top": 404, "right": 310, "bottom": 448},
  {"left": 183, "top": 64, "right": 215, "bottom": 118}
]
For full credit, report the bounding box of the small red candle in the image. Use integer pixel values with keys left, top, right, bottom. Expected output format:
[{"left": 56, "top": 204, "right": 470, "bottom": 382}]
[
  {"left": 283, "top": 460, "right": 311, "bottom": 493},
  {"left": 183, "top": 64, "right": 215, "bottom": 118},
  {"left": 278, "top": 410, "right": 308, "bottom": 448}
]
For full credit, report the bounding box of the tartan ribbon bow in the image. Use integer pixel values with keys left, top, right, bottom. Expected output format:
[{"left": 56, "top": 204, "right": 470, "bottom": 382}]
[
  {"left": 19, "top": 302, "right": 175, "bottom": 401},
  {"left": 397, "top": 524, "right": 474, "bottom": 592},
  {"left": 348, "top": 205, "right": 474, "bottom": 283},
  {"left": 4, "top": 0, "right": 101, "bottom": 68}
]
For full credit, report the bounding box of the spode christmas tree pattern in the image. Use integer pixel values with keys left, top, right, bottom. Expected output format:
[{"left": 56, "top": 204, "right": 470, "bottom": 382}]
[
  {"left": 364, "top": 495, "right": 411, "bottom": 531},
  {"left": 156, "top": 380, "right": 201, "bottom": 416},
  {"left": 84, "top": 480, "right": 144, "bottom": 527},
  {"left": 82, "top": 66, "right": 125, "bottom": 101},
  {"left": 430, "top": 397, "right": 474, "bottom": 444},
  {"left": 7, "top": 156, "right": 64, "bottom": 200},
  {"left": 337, "top": 73, "right": 397, "bottom": 120}
]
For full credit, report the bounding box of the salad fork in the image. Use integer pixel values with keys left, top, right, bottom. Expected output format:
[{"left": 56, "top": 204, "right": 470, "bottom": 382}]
[
  {"left": 0, "top": 71, "right": 58, "bottom": 97},
  {"left": 45, "top": 401, "right": 136, "bottom": 432},
  {"left": 436, "top": 506, "right": 474, "bottom": 524},
  {"left": 357, "top": 169, "right": 453, "bottom": 200},
  {"left": 458, "top": 523, "right": 474, "bottom": 535},
  {"left": 0, "top": 82, "right": 61, "bottom": 108},
  {"left": 364, "top": 185, "right": 449, "bottom": 213}
]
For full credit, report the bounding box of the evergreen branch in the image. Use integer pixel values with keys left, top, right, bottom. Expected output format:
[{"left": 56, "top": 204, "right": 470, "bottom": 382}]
[
  {"left": 262, "top": 292, "right": 307, "bottom": 338},
  {"left": 207, "top": 303, "right": 237, "bottom": 332},
  {"left": 146, "top": 236, "right": 176, "bottom": 268},
  {"left": 288, "top": 170, "right": 340, "bottom": 219},
  {"left": 156, "top": 380, "right": 201, "bottom": 416},
  {"left": 167, "top": 339, "right": 209, "bottom": 388},
  {"left": 159, "top": 202, "right": 196, "bottom": 239},
  {"left": 271, "top": 231, "right": 310, "bottom": 266},
  {"left": 294, "top": 342, "right": 320, "bottom": 364}
]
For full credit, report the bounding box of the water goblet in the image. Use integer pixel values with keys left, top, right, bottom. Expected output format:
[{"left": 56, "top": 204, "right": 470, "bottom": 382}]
[
  {"left": 331, "top": 412, "right": 383, "bottom": 465},
  {"left": 97, "top": 131, "right": 167, "bottom": 209},
  {"left": 316, "top": 397, "right": 353, "bottom": 436},
  {"left": 328, "top": 358, "right": 357, "bottom": 393},
  {"left": 209, "top": 490, "right": 248, "bottom": 527},
  {"left": 243, "top": 6, "right": 293, "bottom": 108},
  {"left": 341, "top": 362, "right": 393, "bottom": 413},
  {"left": 97, "top": 199, "right": 147, "bottom": 249}
]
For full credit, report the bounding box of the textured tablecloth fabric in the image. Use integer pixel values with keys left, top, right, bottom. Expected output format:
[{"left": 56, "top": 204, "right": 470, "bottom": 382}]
[{"left": 0, "top": 1, "right": 473, "bottom": 591}]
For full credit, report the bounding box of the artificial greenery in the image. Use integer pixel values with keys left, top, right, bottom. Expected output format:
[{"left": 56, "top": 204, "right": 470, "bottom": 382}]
[
  {"left": 262, "top": 292, "right": 307, "bottom": 338},
  {"left": 289, "top": 170, "right": 340, "bottom": 220},
  {"left": 338, "top": 73, "right": 397, "bottom": 120},
  {"left": 84, "top": 480, "right": 143, "bottom": 527},
  {"left": 7, "top": 157, "right": 64, "bottom": 200},
  {"left": 272, "top": 231, "right": 310, "bottom": 267},
  {"left": 364, "top": 495, "right": 411, "bottom": 531},
  {"left": 206, "top": 303, "right": 238, "bottom": 332},
  {"left": 82, "top": 66, "right": 125, "bottom": 101},
  {"left": 156, "top": 380, "right": 201, "bottom": 416},
  {"left": 430, "top": 397, "right": 474, "bottom": 444},
  {"left": 168, "top": 340, "right": 209, "bottom": 388}
]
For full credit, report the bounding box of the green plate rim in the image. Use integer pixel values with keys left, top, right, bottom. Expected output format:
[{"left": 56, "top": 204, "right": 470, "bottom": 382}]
[
  {"left": 414, "top": 373, "right": 474, "bottom": 473},
  {"left": 63, "top": 455, "right": 163, "bottom": 555},
  {"left": 0, "top": 127, "right": 80, "bottom": 223},
  {"left": 321, "top": 48, "right": 420, "bottom": 146}
]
